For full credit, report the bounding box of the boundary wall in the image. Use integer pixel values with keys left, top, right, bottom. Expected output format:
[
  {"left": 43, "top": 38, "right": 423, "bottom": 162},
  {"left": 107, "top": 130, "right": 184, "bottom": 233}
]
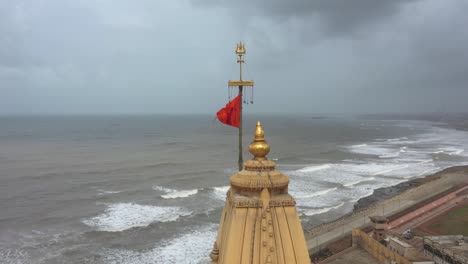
[{"left": 352, "top": 229, "right": 412, "bottom": 264}]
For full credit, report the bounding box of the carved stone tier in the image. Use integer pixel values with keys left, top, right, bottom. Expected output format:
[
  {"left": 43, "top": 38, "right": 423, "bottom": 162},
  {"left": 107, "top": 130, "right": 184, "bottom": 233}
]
[
  {"left": 226, "top": 192, "right": 297, "bottom": 208},
  {"left": 243, "top": 159, "right": 276, "bottom": 171},
  {"left": 230, "top": 170, "right": 289, "bottom": 191}
]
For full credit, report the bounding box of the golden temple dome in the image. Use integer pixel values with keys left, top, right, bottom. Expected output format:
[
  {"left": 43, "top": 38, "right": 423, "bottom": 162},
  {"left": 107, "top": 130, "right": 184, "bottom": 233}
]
[{"left": 248, "top": 121, "right": 270, "bottom": 159}]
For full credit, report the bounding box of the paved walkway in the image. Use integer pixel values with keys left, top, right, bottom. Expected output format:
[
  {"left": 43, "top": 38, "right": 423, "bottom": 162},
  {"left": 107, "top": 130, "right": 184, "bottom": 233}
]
[{"left": 388, "top": 185, "right": 468, "bottom": 232}]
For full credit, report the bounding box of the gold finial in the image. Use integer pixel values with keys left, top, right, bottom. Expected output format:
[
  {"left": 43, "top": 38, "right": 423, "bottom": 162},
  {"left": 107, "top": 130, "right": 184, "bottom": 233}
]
[
  {"left": 249, "top": 121, "right": 270, "bottom": 159},
  {"left": 254, "top": 121, "right": 265, "bottom": 142},
  {"left": 235, "top": 42, "right": 246, "bottom": 55}
]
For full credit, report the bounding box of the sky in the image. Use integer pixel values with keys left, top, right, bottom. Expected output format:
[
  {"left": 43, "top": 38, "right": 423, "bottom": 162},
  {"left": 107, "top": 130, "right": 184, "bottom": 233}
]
[{"left": 1, "top": 0, "right": 467, "bottom": 115}]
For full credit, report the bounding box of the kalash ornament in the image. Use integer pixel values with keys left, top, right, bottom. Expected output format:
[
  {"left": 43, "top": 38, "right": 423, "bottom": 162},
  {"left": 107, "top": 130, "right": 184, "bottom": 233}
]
[{"left": 210, "top": 121, "right": 311, "bottom": 264}]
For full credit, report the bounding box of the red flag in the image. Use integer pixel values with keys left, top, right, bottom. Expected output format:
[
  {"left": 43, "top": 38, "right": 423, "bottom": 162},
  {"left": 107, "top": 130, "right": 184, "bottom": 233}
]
[{"left": 216, "top": 95, "right": 241, "bottom": 128}]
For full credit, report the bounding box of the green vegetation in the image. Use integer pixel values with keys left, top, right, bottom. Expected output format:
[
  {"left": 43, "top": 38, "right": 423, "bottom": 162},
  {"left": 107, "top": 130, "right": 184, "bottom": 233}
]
[{"left": 427, "top": 203, "right": 468, "bottom": 236}]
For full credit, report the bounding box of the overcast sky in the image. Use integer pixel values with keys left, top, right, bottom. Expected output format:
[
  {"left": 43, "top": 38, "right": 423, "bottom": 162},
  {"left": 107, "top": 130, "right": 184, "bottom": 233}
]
[{"left": 1, "top": 0, "right": 467, "bottom": 115}]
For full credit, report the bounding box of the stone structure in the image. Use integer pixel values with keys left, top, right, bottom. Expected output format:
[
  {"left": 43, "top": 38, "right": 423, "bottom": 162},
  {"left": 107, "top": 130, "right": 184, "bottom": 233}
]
[
  {"left": 369, "top": 216, "right": 388, "bottom": 242},
  {"left": 387, "top": 237, "right": 419, "bottom": 259},
  {"left": 210, "top": 121, "right": 311, "bottom": 264}
]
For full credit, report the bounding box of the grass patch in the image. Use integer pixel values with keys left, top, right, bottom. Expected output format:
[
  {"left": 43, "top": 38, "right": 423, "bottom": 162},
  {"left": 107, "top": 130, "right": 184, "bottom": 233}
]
[{"left": 426, "top": 203, "right": 468, "bottom": 236}]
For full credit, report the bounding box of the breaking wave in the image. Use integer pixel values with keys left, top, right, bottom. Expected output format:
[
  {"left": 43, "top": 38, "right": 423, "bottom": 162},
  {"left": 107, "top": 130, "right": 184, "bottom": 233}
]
[
  {"left": 82, "top": 203, "right": 192, "bottom": 232},
  {"left": 211, "top": 186, "right": 230, "bottom": 201},
  {"left": 302, "top": 202, "right": 345, "bottom": 216},
  {"left": 297, "top": 164, "right": 331, "bottom": 173},
  {"left": 153, "top": 186, "right": 199, "bottom": 199},
  {"left": 295, "top": 187, "right": 337, "bottom": 199},
  {"left": 104, "top": 224, "right": 218, "bottom": 264},
  {"left": 343, "top": 177, "right": 376, "bottom": 187}
]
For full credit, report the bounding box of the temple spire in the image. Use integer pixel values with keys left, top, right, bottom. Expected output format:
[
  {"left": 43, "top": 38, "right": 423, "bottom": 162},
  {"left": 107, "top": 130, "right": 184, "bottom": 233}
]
[{"left": 210, "top": 122, "right": 311, "bottom": 263}]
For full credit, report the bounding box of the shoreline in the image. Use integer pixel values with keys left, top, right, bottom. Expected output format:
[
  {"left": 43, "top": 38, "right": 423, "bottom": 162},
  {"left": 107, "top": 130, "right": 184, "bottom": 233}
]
[
  {"left": 353, "top": 165, "right": 468, "bottom": 211},
  {"left": 304, "top": 164, "right": 468, "bottom": 255},
  {"left": 303, "top": 165, "right": 468, "bottom": 234}
]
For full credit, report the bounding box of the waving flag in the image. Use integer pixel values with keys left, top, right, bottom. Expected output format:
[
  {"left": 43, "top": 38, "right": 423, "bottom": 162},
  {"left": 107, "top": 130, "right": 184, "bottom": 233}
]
[{"left": 216, "top": 95, "right": 241, "bottom": 128}]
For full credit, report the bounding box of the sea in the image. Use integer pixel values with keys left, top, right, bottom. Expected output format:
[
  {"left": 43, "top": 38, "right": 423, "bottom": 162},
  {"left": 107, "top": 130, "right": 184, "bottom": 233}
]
[{"left": 1, "top": 114, "right": 468, "bottom": 264}]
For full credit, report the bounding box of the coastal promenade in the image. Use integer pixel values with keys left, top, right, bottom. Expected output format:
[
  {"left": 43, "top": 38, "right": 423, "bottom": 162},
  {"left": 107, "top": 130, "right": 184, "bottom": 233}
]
[{"left": 305, "top": 166, "right": 468, "bottom": 254}]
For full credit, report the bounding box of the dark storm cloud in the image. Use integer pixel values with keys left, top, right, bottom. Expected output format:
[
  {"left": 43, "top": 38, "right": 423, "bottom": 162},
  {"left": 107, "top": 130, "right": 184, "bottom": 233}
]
[
  {"left": 193, "top": 0, "right": 417, "bottom": 35},
  {"left": 1, "top": 0, "right": 468, "bottom": 114},
  {"left": 246, "top": 0, "right": 468, "bottom": 112}
]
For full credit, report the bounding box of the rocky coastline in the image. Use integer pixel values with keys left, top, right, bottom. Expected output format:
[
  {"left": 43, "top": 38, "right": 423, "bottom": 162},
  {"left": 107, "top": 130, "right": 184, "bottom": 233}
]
[{"left": 353, "top": 165, "right": 468, "bottom": 211}]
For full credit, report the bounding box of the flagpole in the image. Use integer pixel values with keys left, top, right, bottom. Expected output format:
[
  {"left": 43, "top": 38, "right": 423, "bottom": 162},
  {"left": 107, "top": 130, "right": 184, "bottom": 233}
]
[
  {"left": 237, "top": 47, "right": 244, "bottom": 172},
  {"left": 238, "top": 85, "right": 243, "bottom": 171},
  {"left": 228, "top": 42, "right": 254, "bottom": 171}
]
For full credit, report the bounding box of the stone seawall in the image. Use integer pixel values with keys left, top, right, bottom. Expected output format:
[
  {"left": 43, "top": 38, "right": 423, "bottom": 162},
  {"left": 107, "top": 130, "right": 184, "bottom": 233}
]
[{"left": 305, "top": 166, "right": 468, "bottom": 253}]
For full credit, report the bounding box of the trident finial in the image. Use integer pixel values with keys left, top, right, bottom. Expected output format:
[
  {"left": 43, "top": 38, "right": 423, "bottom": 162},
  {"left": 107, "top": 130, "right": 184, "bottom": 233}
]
[{"left": 235, "top": 42, "right": 246, "bottom": 55}]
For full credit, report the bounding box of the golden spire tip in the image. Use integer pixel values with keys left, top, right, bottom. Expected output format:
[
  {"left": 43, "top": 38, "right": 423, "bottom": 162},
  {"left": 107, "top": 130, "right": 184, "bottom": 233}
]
[{"left": 249, "top": 121, "right": 270, "bottom": 159}]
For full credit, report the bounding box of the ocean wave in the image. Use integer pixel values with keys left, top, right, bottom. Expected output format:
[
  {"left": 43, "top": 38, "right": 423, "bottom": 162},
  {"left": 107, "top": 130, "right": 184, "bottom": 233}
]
[
  {"left": 436, "top": 147, "right": 464, "bottom": 156},
  {"left": 97, "top": 189, "right": 122, "bottom": 196},
  {"left": 162, "top": 190, "right": 198, "bottom": 199},
  {"left": 153, "top": 186, "right": 199, "bottom": 199},
  {"left": 296, "top": 164, "right": 331, "bottom": 173},
  {"left": 82, "top": 203, "right": 192, "bottom": 232},
  {"left": 378, "top": 152, "right": 401, "bottom": 158},
  {"left": 346, "top": 185, "right": 379, "bottom": 203},
  {"left": 343, "top": 177, "right": 376, "bottom": 187},
  {"left": 417, "top": 167, "right": 440, "bottom": 177},
  {"left": 347, "top": 144, "right": 398, "bottom": 157},
  {"left": 371, "top": 164, "right": 409, "bottom": 176},
  {"left": 1, "top": 248, "right": 32, "bottom": 264},
  {"left": 211, "top": 186, "right": 230, "bottom": 200},
  {"left": 104, "top": 224, "right": 218, "bottom": 264},
  {"left": 295, "top": 187, "right": 337, "bottom": 198},
  {"left": 386, "top": 137, "right": 408, "bottom": 142},
  {"left": 350, "top": 143, "right": 367, "bottom": 148},
  {"left": 302, "top": 202, "right": 345, "bottom": 216}
]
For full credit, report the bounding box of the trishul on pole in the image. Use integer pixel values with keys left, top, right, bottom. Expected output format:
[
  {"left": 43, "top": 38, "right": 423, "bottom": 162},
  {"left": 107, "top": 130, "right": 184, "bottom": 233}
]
[{"left": 228, "top": 42, "right": 254, "bottom": 171}]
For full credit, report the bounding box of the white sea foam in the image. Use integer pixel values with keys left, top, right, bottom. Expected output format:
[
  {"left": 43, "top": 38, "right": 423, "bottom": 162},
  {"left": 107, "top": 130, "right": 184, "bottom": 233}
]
[
  {"left": 348, "top": 144, "right": 398, "bottom": 157},
  {"left": 437, "top": 147, "right": 464, "bottom": 156},
  {"left": 378, "top": 152, "right": 401, "bottom": 158},
  {"left": 297, "top": 164, "right": 331, "bottom": 173},
  {"left": 152, "top": 186, "right": 172, "bottom": 193},
  {"left": 211, "top": 186, "right": 230, "bottom": 201},
  {"left": 386, "top": 137, "right": 408, "bottom": 142},
  {"left": 371, "top": 164, "right": 409, "bottom": 176},
  {"left": 1, "top": 248, "right": 32, "bottom": 264},
  {"left": 97, "top": 189, "right": 121, "bottom": 196},
  {"left": 291, "top": 123, "right": 468, "bottom": 215},
  {"left": 289, "top": 159, "right": 437, "bottom": 208},
  {"left": 343, "top": 177, "right": 376, "bottom": 187},
  {"left": 295, "top": 187, "right": 337, "bottom": 198},
  {"left": 351, "top": 143, "right": 367, "bottom": 148},
  {"left": 153, "top": 186, "right": 199, "bottom": 199},
  {"left": 104, "top": 224, "right": 218, "bottom": 264},
  {"left": 162, "top": 189, "right": 198, "bottom": 199},
  {"left": 289, "top": 162, "right": 412, "bottom": 208},
  {"left": 82, "top": 203, "right": 192, "bottom": 232},
  {"left": 302, "top": 202, "right": 345, "bottom": 216},
  {"left": 417, "top": 167, "right": 440, "bottom": 177}
]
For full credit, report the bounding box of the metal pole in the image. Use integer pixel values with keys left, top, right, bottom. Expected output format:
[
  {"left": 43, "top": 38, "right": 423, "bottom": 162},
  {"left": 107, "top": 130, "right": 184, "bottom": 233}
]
[
  {"left": 238, "top": 85, "right": 243, "bottom": 171},
  {"left": 238, "top": 54, "right": 243, "bottom": 171}
]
